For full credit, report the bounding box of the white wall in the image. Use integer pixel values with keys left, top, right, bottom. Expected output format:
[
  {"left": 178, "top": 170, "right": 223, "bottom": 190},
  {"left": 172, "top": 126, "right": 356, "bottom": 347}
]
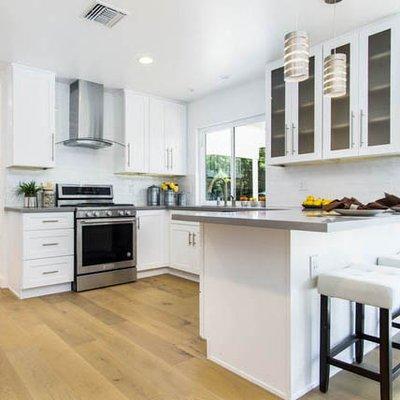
[
  {"left": 188, "top": 78, "right": 400, "bottom": 206},
  {"left": 5, "top": 82, "right": 180, "bottom": 207},
  {"left": 186, "top": 78, "right": 265, "bottom": 204}
]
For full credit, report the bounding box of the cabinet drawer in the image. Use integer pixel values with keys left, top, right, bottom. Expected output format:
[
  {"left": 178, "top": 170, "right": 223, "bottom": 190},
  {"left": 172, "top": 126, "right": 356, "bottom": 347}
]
[
  {"left": 23, "top": 229, "right": 74, "bottom": 260},
  {"left": 22, "top": 256, "right": 74, "bottom": 289},
  {"left": 23, "top": 213, "right": 74, "bottom": 231}
]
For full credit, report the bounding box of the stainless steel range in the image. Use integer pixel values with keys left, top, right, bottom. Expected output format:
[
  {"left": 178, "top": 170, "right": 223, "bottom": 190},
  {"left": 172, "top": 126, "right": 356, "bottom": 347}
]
[{"left": 56, "top": 184, "right": 137, "bottom": 292}]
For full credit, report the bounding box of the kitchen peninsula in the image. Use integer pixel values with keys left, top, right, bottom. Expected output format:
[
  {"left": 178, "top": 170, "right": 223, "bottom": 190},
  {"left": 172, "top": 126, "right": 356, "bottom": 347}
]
[{"left": 172, "top": 209, "right": 400, "bottom": 400}]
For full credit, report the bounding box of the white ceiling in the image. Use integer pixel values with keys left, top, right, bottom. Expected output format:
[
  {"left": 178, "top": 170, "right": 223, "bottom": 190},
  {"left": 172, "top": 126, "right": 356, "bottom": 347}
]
[{"left": 0, "top": 0, "right": 399, "bottom": 102}]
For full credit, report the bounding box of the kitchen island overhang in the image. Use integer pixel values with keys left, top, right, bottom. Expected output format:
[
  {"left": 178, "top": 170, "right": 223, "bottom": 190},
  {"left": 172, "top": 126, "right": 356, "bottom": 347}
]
[{"left": 172, "top": 209, "right": 400, "bottom": 400}]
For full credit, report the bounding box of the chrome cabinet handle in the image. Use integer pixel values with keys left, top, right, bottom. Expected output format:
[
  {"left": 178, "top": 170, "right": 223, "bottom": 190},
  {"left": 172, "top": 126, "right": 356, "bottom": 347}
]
[
  {"left": 350, "top": 111, "right": 356, "bottom": 148},
  {"left": 291, "top": 123, "right": 296, "bottom": 155},
  {"left": 169, "top": 148, "right": 172, "bottom": 169},
  {"left": 165, "top": 148, "right": 170, "bottom": 169},
  {"left": 42, "top": 270, "right": 59, "bottom": 275},
  {"left": 137, "top": 217, "right": 141, "bottom": 230},
  {"left": 360, "top": 109, "right": 365, "bottom": 147},
  {"left": 42, "top": 220, "right": 59, "bottom": 223},
  {"left": 51, "top": 133, "right": 55, "bottom": 161},
  {"left": 188, "top": 232, "right": 192, "bottom": 245},
  {"left": 127, "top": 143, "right": 131, "bottom": 167},
  {"left": 170, "top": 148, "right": 174, "bottom": 169},
  {"left": 42, "top": 243, "right": 59, "bottom": 247},
  {"left": 285, "top": 124, "right": 290, "bottom": 155},
  {"left": 192, "top": 233, "right": 196, "bottom": 246}
]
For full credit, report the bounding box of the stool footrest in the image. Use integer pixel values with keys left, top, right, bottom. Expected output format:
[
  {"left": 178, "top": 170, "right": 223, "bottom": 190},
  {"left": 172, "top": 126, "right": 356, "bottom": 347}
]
[
  {"left": 330, "top": 335, "right": 358, "bottom": 357},
  {"left": 357, "top": 333, "right": 400, "bottom": 351},
  {"left": 327, "top": 356, "right": 380, "bottom": 382}
]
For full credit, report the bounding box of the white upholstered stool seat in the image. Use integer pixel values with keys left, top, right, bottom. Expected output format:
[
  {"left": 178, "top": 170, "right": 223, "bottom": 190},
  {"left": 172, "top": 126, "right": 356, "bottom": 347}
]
[
  {"left": 318, "top": 264, "right": 400, "bottom": 310},
  {"left": 378, "top": 254, "right": 400, "bottom": 269}
]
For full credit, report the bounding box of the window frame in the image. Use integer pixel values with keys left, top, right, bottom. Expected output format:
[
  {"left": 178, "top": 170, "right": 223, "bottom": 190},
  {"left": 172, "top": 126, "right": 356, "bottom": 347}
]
[{"left": 199, "top": 114, "right": 266, "bottom": 205}]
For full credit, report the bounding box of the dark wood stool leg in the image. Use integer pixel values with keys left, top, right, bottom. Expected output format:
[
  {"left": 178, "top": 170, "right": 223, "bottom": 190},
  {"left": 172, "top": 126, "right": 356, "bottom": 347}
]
[
  {"left": 355, "top": 302, "right": 365, "bottom": 364},
  {"left": 320, "top": 295, "right": 331, "bottom": 393},
  {"left": 380, "top": 308, "right": 393, "bottom": 400}
]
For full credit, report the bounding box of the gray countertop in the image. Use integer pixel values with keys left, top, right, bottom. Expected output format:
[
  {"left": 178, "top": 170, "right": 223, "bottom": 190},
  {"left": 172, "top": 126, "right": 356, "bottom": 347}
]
[
  {"left": 4, "top": 206, "right": 76, "bottom": 213},
  {"left": 171, "top": 209, "right": 400, "bottom": 233},
  {"left": 4, "top": 205, "right": 275, "bottom": 213}
]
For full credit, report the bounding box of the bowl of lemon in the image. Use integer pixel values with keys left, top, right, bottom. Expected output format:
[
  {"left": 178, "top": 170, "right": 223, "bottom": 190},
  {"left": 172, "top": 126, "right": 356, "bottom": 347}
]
[{"left": 302, "top": 195, "right": 332, "bottom": 210}]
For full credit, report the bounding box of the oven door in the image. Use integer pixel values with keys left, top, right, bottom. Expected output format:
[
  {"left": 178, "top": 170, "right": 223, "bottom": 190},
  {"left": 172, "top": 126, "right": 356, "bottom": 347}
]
[{"left": 76, "top": 217, "right": 136, "bottom": 275}]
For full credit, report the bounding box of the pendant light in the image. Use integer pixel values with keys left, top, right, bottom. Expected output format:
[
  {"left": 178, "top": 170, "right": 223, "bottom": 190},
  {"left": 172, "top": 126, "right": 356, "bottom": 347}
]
[
  {"left": 284, "top": 6, "right": 310, "bottom": 82},
  {"left": 323, "top": 0, "right": 347, "bottom": 98}
]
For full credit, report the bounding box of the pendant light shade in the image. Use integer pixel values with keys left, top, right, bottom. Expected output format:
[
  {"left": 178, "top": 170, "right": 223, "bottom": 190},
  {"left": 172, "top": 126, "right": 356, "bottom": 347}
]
[
  {"left": 284, "top": 31, "right": 310, "bottom": 82},
  {"left": 323, "top": 53, "right": 347, "bottom": 98}
]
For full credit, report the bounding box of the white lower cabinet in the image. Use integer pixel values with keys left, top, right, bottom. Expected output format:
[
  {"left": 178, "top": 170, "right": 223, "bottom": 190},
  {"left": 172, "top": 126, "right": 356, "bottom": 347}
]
[
  {"left": 6, "top": 212, "right": 74, "bottom": 299},
  {"left": 170, "top": 221, "right": 202, "bottom": 275},
  {"left": 136, "top": 210, "right": 169, "bottom": 271},
  {"left": 22, "top": 256, "right": 74, "bottom": 289}
]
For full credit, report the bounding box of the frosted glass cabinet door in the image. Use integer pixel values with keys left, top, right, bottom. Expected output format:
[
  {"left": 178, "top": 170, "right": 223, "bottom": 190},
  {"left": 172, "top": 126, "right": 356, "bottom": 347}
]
[
  {"left": 290, "top": 46, "right": 323, "bottom": 162},
  {"left": 323, "top": 33, "right": 360, "bottom": 159},
  {"left": 266, "top": 61, "right": 291, "bottom": 164},
  {"left": 359, "top": 18, "right": 400, "bottom": 156}
]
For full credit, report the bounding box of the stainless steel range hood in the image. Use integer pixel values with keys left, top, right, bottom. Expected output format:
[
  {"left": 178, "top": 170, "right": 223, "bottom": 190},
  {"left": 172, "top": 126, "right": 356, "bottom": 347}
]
[{"left": 64, "top": 80, "right": 113, "bottom": 149}]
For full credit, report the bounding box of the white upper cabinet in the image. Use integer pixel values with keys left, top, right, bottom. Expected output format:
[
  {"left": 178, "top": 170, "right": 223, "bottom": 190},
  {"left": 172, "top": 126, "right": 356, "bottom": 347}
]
[
  {"left": 290, "top": 46, "right": 323, "bottom": 162},
  {"left": 122, "top": 90, "right": 149, "bottom": 173},
  {"left": 119, "top": 93, "right": 187, "bottom": 176},
  {"left": 266, "top": 46, "right": 323, "bottom": 165},
  {"left": 149, "top": 98, "right": 167, "bottom": 174},
  {"left": 4, "top": 64, "right": 55, "bottom": 169},
  {"left": 358, "top": 17, "right": 400, "bottom": 156},
  {"left": 164, "top": 101, "right": 187, "bottom": 175},
  {"left": 323, "top": 32, "right": 360, "bottom": 159},
  {"left": 266, "top": 15, "right": 400, "bottom": 165},
  {"left": 266, "top": 46, "right": 322, "bottom": 165}
]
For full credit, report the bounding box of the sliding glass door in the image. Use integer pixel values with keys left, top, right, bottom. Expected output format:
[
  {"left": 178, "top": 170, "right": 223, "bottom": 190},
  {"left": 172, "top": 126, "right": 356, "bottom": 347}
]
[{"left": 202, "top": 118, "right": 266, "bottom": 203}]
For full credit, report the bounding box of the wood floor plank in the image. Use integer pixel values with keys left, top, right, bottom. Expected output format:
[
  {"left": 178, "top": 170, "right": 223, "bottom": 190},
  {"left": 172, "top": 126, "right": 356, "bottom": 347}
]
[
  {"left": 50, "top": 301, "right": 221, "bottom": 400},
  {"left": 175, "top": 357, "right": 278, "bottom": 400},
  {"left": 18, "top": 324, "right": 129, "bottom": 400},
  {"left": 0, "top": 348, "right": 34, "bottom": 400}
]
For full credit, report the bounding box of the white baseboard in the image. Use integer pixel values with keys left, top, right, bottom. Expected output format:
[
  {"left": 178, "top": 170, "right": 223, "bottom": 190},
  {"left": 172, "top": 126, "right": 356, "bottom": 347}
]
[
  {"left": 208, "top": 355, "right": 289, "bottom": 400},
  {"left": 168, "top": 267, "right": 199, "bottom": 282},
  {"left": 7, "top": 283, "right": 72, "bottom": 299},
  {"left": 137, "top": 266, "right": 199, "bottom": 282},
  {"left": 137, "top": 267, "right": 170, "bottom": 279}
]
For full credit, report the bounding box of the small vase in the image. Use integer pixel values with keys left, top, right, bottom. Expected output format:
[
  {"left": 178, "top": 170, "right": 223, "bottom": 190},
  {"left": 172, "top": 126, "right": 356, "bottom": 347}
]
[
  {"left": 164, "top": 190, "right": 175, "bottom": 206},
  {"left": 24, "top": 196, "right": 38, "bottom": 208}
]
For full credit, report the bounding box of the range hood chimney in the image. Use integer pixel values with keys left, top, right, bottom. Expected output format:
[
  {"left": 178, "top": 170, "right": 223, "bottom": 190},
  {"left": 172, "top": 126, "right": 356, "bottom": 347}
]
[{"left": 64, "top": 79, "right": 113, "bottom": 149}]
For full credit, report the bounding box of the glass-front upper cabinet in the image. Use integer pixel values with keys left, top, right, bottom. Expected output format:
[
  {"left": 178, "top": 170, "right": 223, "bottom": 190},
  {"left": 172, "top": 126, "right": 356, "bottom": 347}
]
[
  {"left": 290, "top": 46, "right": 323, "bottom": 162},
  {"left": 266, "top": 60, "right": 292, "bottom": 164},
  {"left": 266, "top": 47, "right": 322, "bottom": 165},
  {"left": 323, "top": 32, "right": 360, "bottom": 159},
  {"left": 358, "top": 18, "right": 400, "bottom": 156}
]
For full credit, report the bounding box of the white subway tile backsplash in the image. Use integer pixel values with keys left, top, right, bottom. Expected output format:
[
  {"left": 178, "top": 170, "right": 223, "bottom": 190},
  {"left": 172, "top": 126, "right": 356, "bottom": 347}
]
[{"left": 266, "top": 156, "right": 400, "bottom": 207}]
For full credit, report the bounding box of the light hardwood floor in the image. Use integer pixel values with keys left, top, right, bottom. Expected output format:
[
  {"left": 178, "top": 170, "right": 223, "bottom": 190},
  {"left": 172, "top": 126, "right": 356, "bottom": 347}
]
[{"left": 0, "top": 274, "right": 399, "bottom": 400}]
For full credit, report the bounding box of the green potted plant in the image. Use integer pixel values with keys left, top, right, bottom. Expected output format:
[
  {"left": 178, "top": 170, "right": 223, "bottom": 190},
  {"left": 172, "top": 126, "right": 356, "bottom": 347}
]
[{"left": 17, "top": 181, "right": 41, "bottom": 208}]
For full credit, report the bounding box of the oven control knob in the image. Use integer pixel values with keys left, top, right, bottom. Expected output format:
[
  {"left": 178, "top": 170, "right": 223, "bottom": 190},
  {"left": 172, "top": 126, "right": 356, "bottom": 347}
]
[
  {"left": 125, "top": 210, "right": 132, "bottom": 216},
  {"left": 106, "top": 211, "right": 112, "bottom": 217},
  {"left": 86, "top": 212, "right": 93, "bottom": 217},
  {"left": 94, "top": 211, "right": 100, "bottom": 217},
  {"left": 118, "top": 210, "right": 125, "bottom": 216}
]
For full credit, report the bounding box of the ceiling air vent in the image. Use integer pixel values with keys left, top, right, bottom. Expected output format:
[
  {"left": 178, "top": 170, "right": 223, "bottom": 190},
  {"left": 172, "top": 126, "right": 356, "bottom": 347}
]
[{"left": 83, "top": 2, "right": 127, "bottom": 28}]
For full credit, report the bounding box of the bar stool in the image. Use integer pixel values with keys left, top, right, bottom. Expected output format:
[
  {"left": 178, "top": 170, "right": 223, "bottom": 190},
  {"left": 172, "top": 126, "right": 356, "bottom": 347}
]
[
  {"left": 378, "top": 255, "right": 400, "bottom": 330},
  {"left": 318, "top": 264, "right": 400, "bottom": 400}
]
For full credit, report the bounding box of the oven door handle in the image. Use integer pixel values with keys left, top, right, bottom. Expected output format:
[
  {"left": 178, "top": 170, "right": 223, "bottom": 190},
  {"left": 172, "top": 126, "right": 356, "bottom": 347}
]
[{"left": 78, "top": 218, "right": 136, "bottom": 225}]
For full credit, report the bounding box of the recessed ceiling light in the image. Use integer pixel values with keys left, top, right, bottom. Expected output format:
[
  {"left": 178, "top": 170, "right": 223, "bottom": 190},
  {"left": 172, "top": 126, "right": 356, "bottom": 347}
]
[
  {"left": 219, "top": 74, "right": 230, "bottom": 80},
  {"left": 137, "top": 55, "right": 154, "bottom": 65}
]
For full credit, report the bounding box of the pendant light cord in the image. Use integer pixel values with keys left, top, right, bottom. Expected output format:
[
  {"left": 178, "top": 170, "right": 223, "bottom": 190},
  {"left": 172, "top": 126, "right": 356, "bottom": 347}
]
[{"left": 332, "top": 2, "right": 337, "bottom": 54}]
